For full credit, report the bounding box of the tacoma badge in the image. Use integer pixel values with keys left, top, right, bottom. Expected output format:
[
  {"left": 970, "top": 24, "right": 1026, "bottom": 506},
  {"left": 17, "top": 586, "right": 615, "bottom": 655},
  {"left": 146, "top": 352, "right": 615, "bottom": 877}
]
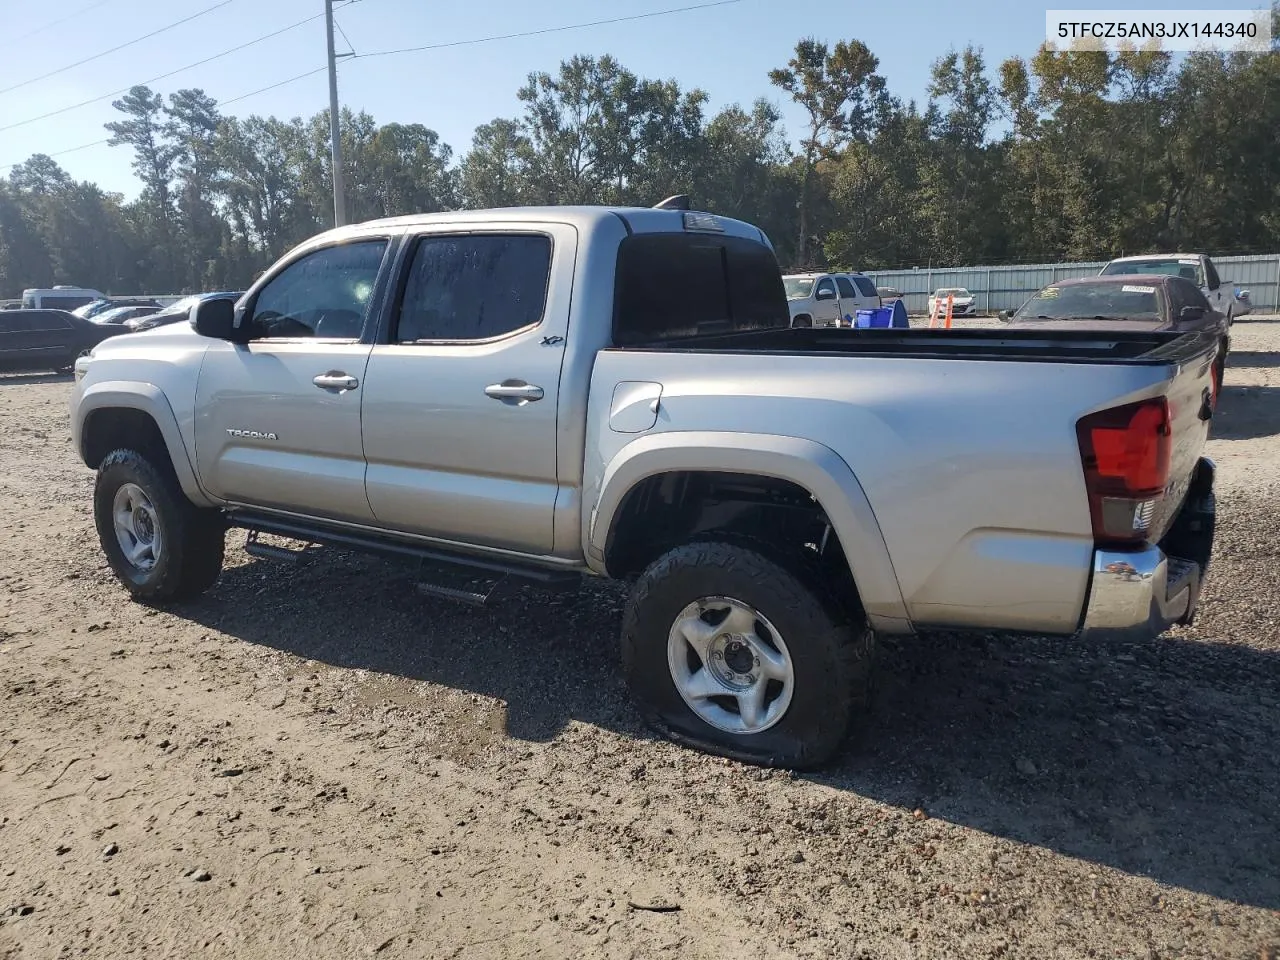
[{"left": 226, "top": 428, "right": 278, "bottom": 440}]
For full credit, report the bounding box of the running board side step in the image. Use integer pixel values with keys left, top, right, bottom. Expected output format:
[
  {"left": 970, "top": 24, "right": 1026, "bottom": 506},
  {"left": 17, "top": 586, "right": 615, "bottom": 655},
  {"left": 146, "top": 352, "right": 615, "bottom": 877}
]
[
  {"left": 243, "top": 529, "right": 322, "bottom": 565},
  {"left": 228, "top": 511, "right": 582, "bottom": 598}
]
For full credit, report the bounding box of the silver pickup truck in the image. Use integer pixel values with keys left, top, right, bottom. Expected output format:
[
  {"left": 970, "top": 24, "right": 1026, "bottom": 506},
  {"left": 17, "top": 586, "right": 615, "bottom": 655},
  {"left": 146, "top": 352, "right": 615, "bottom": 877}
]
[{"left": 69, "top": 204, "right": 1219, "bottom": 768}]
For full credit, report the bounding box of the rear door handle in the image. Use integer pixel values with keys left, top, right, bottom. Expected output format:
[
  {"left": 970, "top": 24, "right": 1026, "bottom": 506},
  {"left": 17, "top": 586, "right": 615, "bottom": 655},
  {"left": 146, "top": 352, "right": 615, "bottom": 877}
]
[
  {"left": 313, "top": 372, "right": 359, "bottom": 392},
  {"left": 485, "top": 380, "right": 544, "bottom": 404}
]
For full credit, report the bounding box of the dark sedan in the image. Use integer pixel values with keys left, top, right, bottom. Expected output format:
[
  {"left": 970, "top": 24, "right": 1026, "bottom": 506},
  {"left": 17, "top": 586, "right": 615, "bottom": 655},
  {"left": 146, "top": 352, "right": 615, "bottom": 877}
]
[
  {"left": 124, "top": 291, "right": 244, "bottom": 332},
  {"left": 1002, "top": 273, "right": 1230, "bottom": 391},
  {"left": 0, "top": 309, "right": 122, "bottom": 374}
]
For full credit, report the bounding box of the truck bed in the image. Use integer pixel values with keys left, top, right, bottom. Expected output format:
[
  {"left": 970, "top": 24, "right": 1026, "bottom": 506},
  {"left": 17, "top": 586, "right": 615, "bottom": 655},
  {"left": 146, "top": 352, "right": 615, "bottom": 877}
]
[{"left": 620, "top": 326, "right": 1219, "bottom": 366}]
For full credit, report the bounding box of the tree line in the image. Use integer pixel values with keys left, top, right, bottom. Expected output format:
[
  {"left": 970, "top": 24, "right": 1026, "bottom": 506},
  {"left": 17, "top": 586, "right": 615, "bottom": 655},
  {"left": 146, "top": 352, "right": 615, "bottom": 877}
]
[{"left": 2, "top": 31, "right": 1278, "bottom": 298}]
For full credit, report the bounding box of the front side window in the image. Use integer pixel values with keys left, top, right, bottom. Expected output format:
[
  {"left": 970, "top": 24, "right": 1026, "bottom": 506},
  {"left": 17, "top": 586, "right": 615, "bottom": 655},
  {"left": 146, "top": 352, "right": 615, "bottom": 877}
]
[
  {"left": 815, "top": 278, "right": 837, "bottom": 300},
  {"left": 250, "top": 240, "right": 388, "bottom": 340},
  {"left": 1203, "top": 258, "right": 1221, "bottom": 290},
  {"left": 394, "top": 234, "right": 551, "bottom": 343}
]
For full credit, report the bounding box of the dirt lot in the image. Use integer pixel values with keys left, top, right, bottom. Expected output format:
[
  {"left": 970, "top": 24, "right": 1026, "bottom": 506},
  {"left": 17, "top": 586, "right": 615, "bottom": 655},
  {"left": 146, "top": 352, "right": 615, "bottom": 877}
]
[{"left": 2, "top": 325, "right": 1279, "bottom": 960}]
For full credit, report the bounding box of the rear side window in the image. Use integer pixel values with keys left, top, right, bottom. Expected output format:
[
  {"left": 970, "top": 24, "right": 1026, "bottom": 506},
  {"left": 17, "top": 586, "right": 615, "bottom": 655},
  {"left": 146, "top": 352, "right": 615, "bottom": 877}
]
[
  {"left": 835, "top": 277, "right": 857, "bottom": 298},
  {"left": 30, "top": 311, "right": 72, "bottom": 331},
  {"left": 613, "top": 234, "right": 789, "bottom": 345},
  {"left": 395, "top": 234, "right": 551, "bottom": 342},
  {"left": 852, "top": 276, "right": 878, "bottom": 298}
]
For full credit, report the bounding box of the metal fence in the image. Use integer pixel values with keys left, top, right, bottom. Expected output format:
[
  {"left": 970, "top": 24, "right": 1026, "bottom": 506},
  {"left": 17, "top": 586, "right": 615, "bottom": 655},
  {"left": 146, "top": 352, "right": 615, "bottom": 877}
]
[{"left": 864, "top": 254, "right": 1280, "bottom": 315}]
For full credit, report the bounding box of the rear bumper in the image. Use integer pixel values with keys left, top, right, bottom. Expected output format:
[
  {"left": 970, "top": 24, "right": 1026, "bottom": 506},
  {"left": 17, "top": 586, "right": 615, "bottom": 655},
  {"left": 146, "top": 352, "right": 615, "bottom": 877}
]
[{"left": 1079, "top": 457, "right": 1216, "bottom": 641}]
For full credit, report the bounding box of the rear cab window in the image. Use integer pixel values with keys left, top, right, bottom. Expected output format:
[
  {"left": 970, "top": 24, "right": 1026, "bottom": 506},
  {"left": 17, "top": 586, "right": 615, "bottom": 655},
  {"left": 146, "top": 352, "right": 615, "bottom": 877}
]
[
  {"left": 612, "top": 234, "right": 789, "bottom": 345},
  {"left": 1104, "top": 258, "right": 1204, "bottom": 287}
]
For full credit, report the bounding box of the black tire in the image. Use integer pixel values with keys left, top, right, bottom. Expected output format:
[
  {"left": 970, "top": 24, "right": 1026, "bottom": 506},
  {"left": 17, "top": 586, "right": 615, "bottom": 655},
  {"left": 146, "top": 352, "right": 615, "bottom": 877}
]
[
  {"left": 93, "top": 448, "right": 226, "bottom": 602},
  {"left": 621, "top": 540, "right": 876, "bottom": 769}
]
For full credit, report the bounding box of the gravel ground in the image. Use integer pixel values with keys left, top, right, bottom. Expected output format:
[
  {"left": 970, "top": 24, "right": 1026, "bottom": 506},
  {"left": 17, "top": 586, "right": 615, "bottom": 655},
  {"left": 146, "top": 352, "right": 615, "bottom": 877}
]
[{"left": 2, "top": 324, "right": 1279, "bottom": 959}]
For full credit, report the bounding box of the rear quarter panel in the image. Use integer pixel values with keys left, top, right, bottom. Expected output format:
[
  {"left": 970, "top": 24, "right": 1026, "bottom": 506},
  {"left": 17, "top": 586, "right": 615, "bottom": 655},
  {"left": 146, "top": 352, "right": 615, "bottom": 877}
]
[{"left": 587, "top": 347, "right": 1200, "bottom": 634}]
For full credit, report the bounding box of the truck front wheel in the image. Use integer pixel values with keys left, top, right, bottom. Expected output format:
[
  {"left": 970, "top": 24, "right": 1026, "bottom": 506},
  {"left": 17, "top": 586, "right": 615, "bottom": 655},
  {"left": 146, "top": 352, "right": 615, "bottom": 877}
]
[
  {"left": 621, "top": 540, "right": 875, "bottom": 768},
  {"left": 93, "top": 449, "right": 226, "bottom": 602}
]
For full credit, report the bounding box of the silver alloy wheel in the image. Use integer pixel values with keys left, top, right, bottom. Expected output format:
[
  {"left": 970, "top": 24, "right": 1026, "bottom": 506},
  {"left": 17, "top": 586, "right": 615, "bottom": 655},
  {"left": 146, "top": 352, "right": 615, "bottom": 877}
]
[
  {"left": 112, "top": 482, "right": 163, "bottom": 572},
  {"left": 666, "top": 596, "right": 795, "bottom": 735}
]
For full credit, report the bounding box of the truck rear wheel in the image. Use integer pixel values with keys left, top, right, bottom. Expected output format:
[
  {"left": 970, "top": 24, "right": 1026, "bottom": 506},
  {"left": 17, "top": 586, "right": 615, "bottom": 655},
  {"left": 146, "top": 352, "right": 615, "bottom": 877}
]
[
  {"left": 93, "top": 449, "right": 226, "bottom": 602},
  {"left": 621, "top": 540, "right": 874, "bottom": 768}
]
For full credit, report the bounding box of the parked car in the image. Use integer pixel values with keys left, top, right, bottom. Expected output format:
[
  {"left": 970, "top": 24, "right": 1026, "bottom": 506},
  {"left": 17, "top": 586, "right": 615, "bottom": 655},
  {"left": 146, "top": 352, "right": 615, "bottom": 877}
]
[
  {"left": 1099, "top": 253, "right": 1236, "bottom": 324},
  {"left": 21, "top": 286, "right": 105, "bottom": 311},
  {"left": 0, "top": 309, "right": 122, "bottom": 374},
  {"left": 70, "top": 204, "right": 1218, "bottom": 768},
  {"left": 927, "top": 287, "right": 977, "bottom": 318},
  {"left": 73, "top": 297, "right": 162, "bottom": 320},
  {"left": 91, "top": 305, "right": 162, "bottom": 326},
  {"left": 783, "top": 272, "right": 880, "bottom": 327},
  {"left": 876, "top": 286, "right": 903, "bottom": 305},
  {"left": 1001, "top": 274, "right": 1230, "bottom": 395},
  {"left": 124, "top": 291, "right": 244, "bottom": 332}
]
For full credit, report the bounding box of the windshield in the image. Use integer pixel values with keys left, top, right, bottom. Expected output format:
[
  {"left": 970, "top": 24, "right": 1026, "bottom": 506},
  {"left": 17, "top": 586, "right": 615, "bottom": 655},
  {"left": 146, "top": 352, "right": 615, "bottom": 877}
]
[
  {"left": 73, "top": 300, "right": 110, "bottom": 318},
  {"left": 1014, "top": 282, "right": 1164, "bottom": 321},
  {"left": 156, "top": 296, "right": 199, "bottom": 317},
  {"left": 783, "top": 278, "right": 816, "bottom": 299},
  {"left": 935, "top": 288, "right": 971, "bottom": 297},
  {"left": 1102, "top": 258, "right": 1203, "bottom": 286}
]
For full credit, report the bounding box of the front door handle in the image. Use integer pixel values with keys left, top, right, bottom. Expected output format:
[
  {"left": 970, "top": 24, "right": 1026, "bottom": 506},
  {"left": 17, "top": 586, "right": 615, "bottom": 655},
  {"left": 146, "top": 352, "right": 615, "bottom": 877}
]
[
  {"left": 313, "top": 372, "right": 359, "bottom": 392},
  {"left": 485, "top": 380, "right": 544, "bottom": 404}
]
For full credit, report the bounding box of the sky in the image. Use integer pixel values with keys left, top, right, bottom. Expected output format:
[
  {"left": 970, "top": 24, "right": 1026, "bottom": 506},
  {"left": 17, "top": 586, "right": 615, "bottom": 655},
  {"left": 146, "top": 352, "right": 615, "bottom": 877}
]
[{"left": 0, "top": 0, "right": 1253, "bottom": 197}]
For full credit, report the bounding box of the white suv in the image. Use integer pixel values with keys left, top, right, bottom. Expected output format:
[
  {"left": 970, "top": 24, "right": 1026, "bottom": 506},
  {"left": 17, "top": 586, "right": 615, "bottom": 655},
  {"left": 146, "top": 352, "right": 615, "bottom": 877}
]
[{"left": 783, "top": 272, "right": 881, "bottom": 328}]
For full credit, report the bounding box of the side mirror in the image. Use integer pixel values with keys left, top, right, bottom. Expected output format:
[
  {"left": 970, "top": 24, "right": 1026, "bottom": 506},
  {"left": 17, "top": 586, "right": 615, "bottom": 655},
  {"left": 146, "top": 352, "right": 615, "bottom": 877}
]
[
  {"left": 192, "top": 298, "right": 237, "bottom": 340},
  {"left": 1180, "top": 305, "right": 1206, "bottom": 321},
  {"left": 815, "top": 289, "right": 835, "bottom": 302}
]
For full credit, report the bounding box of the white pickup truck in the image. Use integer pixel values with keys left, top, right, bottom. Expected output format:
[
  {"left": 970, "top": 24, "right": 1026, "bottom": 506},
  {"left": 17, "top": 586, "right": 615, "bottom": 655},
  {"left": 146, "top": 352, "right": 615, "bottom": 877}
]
[
  {"left": 70, "top": 204, "right": 1219, "bottom": 768},
  {"left": 1100, "top": 253, "right": 1237, "bottom": 324}
]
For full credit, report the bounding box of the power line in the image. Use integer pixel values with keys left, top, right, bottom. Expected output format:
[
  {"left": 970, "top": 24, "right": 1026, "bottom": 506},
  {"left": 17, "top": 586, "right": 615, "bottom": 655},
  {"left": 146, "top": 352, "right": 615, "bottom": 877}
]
[
  {"left": 0, "top": 65, "right": 329, "bottom": 172},
  {"left": 221, "top": 65, "right": 328, "bottom": 106},
  {"left": 0, "top": 0, "right": 236, "bottom": 96},
  {"left": 355, "top": 0, "right": 746, "bottom": 59},
  {"left": 0, "top": 4, "right": 352, "bottom": 134},
  {"left": 0, "top": 139, "right": 112, "bottom": 172},
  {"left": 11, "top": 0, "right": 118, "bottom": 44}
]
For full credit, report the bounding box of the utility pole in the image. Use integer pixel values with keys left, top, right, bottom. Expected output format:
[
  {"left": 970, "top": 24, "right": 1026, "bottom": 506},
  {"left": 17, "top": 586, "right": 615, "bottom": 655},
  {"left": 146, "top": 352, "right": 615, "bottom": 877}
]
[{"left": 325, "top": 0, "right": 347, "bottom": 227}]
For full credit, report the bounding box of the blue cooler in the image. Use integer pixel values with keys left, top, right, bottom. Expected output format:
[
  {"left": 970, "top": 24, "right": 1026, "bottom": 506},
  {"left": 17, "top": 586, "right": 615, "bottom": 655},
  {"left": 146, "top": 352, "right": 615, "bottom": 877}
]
[{"left": 854, "top": 307, "right": 895, "bottom": 328}]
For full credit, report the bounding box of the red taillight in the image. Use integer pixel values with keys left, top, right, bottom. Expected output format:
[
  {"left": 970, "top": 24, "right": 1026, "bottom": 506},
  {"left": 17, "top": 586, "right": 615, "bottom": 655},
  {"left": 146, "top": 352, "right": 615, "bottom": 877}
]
[{"left": 1077, "top": 398, "right": 1171, "bottom": 544}]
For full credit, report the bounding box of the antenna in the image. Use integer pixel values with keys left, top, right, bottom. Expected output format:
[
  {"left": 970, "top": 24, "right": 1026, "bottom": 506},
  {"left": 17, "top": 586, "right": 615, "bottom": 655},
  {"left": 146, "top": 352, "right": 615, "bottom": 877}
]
[{"left": 653, "top": 194, "right": 691, "bottom": 211}]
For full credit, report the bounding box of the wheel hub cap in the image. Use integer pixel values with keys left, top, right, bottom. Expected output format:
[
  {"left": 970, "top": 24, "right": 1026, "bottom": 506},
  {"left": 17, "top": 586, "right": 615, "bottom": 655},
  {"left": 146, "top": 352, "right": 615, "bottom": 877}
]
[
  {"left": 667, "top": 597, "right": 795, "bottom": 735},
  {"left": 112, "top": 482, "right": 163, "bottom": 572}
]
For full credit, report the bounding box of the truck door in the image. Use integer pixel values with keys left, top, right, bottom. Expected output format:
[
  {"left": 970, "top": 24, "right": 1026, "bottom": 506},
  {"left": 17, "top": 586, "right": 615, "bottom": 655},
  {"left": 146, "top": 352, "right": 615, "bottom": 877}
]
[
  {"left": 1201, "top": 257, "right": 1230, "bottom": 318},
  {"left": 835, "top": 276, "right": 859, "bottom": 326},
  {"left": 193, "top": 237, "right": 395, "bottom": 523},
  {"left": 359, "top": 224, "right": 577, "bottom": 555},
  {"left": 813, "top": 277, "right": 840, "bottom": 327}
]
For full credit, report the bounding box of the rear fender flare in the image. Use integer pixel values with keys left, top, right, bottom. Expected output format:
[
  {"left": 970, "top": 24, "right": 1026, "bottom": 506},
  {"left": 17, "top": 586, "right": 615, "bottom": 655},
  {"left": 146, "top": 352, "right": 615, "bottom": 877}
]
[{"left": 589, "top": 431, "right": 910, "bottom": 631}]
